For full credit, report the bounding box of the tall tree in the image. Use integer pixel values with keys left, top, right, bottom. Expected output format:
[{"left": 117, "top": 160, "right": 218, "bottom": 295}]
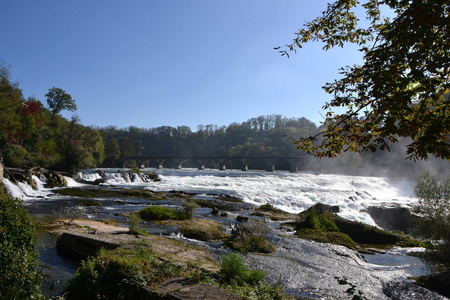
[
  {"left": 45, "top": 87, "right": 77, "bottom": 122},
  {"left": 278, "top": 0, "right": 449, "bottom": 160}
]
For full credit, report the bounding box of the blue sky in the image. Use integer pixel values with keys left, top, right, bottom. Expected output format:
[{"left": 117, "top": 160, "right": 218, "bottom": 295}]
[{"left": 1, "top": 1, "right": 363, "bottom": 130}]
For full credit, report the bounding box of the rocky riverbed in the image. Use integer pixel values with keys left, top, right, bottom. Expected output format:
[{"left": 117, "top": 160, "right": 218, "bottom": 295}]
[{"left": 3, "top": 168, "right": 448, "bottom": 299}]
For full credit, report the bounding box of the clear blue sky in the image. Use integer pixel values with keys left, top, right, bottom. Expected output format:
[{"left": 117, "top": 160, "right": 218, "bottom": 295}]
[{"left": 1, "top": 1, "right": 362, "bottom": 130}]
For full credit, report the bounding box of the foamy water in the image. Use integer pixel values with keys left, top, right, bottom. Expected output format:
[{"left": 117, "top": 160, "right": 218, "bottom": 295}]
[
  {"left": 95, "top": 168, "right": 416, "bottom": 226},
  {"left": 4, "top": 168, "right": 416, "bottom": 226}
]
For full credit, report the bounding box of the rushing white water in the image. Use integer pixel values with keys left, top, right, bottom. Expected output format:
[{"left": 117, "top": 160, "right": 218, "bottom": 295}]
[
  {"left": 2, "top": 177, "right": 51, "bottom": 200},
  {"left": 65, "top": 176, "right": 83, "bottom": 187},
  {"left": 3, "top": 178, "right": 27, "bottom": 199},
  {"left": 4, "top": 168, "right": 417, "bottom": 226},
  {"left": 90, "top": 168, "right": 416, "bottom": 227}
]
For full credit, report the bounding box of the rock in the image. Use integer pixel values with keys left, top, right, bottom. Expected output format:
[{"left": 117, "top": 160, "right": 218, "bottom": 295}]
[
  {"left": 211, "top": 207, "right": 220, "bottom": 215},
  {"left": 367, "top": 206, "right": 418, "bottom": 233},
  {"left": 56, "top": 231, "right": 121, "bottom": 257},
  {"left": 333, "top": 215, "right": 401, "bottom": 245},
  {"left": 140, "top": 278, "right": 245, "bottom": 299},
  {"left": 236, "top": 215, "right": 249, "bottom": 222},
  {"left": 303, "top": 203, "right": 340, "bottom": 215},
  {"left": 220, "top": 212, "right": 228, "bottom": 217}
]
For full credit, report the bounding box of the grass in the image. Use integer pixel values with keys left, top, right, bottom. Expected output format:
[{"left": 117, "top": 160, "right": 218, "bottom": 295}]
[
  {"left": 179, "top": 219, "right": 228, "bottom": 241},
  {"left": 139, "top": 206, "right": 181, "bottom": 221},
  {"left": 296, "top": 228, "right": 357, "bottom": 250},
  {"left": 294, "top": 208, "right": 425, "bottom": 250},
  {"left": 250, "top": 203, "right": 295, "bottom": 221},
  {"left": 139, "top": 201, "right": 198, "bottom": 222}
]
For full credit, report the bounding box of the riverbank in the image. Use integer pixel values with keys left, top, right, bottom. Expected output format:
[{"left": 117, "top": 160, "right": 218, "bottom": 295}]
[{"left": 3, "top": 168, "right": 448, "bottom": 298}]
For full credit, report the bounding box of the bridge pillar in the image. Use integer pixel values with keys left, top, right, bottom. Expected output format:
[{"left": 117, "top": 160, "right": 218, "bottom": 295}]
[
  {"left": 240, "top": 159, "right": 249, "bottom": 171},
  {"left": 218, "top": 159, "right": 227, "bottom": 171},
  {"left": 287, "top": 159, "right": 298, "bottom": 173},
  {"left": 158, "top": 159, "right": 168, "bottom": 169},
  {"left": 176, "top": 160, "right": 185, "bottom": 169},
  {"left": 264, "top": 160, "right": 276, "bottom": 172}
]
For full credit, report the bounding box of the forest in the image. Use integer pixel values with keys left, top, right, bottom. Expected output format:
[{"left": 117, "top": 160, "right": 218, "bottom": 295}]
[{"left": 1, "top": 62, "right": 446, "bottom": 177}]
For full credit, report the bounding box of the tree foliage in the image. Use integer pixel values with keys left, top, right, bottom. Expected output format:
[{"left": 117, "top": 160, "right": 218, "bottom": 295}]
[
  {"left": 46, "top": 86, "right": 77, "bottom": 122},
  {"left": 278, "top": 0, "right": 450, "bottom": 160},
  {"left": 0, "top": 62, "right": 104, "bottom": 173}
]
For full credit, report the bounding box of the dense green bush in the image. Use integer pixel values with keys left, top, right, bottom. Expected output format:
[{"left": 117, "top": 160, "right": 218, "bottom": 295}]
[
  {"left": 66, "top": 244, "right": 156, "bottom": 300},
  {"left": 0, "top": 185, "right": 42, "bottom": 299}
]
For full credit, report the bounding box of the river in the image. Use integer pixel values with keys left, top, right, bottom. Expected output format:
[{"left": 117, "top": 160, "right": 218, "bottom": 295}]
[{"left": 2, "top": 168, "right": 446, "bottom": 299}]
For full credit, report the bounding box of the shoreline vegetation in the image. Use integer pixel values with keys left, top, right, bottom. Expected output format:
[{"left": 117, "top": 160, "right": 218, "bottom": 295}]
[{"left": 2, "top": 168, "right": 450, "bottom": 299}]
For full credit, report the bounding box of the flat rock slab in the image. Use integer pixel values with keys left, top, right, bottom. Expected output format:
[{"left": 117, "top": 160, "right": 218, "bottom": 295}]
[
  {"left": 142, "top": 278, "right": 246, "bottom": 300},
  {"left": 55, "top": 219, "right": 218, "bottom": 271}
]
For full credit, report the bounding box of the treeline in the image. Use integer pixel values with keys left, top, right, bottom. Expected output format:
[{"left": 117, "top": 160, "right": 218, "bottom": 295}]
[
  {"left": 100, "top": 115, "right": 318, "bottom": 166},
  {"left": 0, "top": 63, "right": 104, "bottom": 175},
  {"left": 2, "top": 61, "right": 446, "bottom": 177}
]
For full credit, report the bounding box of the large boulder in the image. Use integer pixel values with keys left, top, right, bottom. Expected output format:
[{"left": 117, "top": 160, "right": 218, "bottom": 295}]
[{"left": 367, "top": 206, "right": 418, "bottom": 233}]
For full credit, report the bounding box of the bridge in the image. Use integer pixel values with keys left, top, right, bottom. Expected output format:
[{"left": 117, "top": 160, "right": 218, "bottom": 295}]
[{"left": 119, "top": 156, "right": 313, "bottom": 172}]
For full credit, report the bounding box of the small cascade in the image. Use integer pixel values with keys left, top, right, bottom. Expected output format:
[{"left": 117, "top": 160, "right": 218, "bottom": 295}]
[
  {"left": 2, "top": 177, "right": 49, "bottom": 199},
  {"left": 17, "top": 181, "right": 42, "bottom": 197},
  {"left": 105, "top": 172, "right": 127, "bottom": 183},
  {"left": 32, "top": 175, "right": 46, "bottom": 190},
  {"left": 122, "top": 172, "right": 131, "bottom": 183},
  {"left": 2, "top": 178, "right": 26, "bottom": 199},
  {"left": 133, "top": 173, "right": 143, "bottom": 183},
  {"left": 77, "top": 172, "right": 102, "bottom": 182},
  {"left": 64, "top": 176, "right": 82, "bottom": 187}
]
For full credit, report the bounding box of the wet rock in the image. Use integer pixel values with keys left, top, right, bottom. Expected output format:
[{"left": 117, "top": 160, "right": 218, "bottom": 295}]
[
  {"left": 302, "top": 203, "right": 340, "bottom": 215},
  {"left": 367, "top": 206, "right": 419, "bottom": 233},
  {"left": 236, "top": 215, "right": 249, "bottom": 222},
  {"left": 211, "top": 207, "right": 220, "bottom": 215},
  {"left": 383, "top": 280, "right": 447, "bottom": 300}
]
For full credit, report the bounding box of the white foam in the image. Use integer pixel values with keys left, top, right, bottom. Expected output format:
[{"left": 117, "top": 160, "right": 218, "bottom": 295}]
[
  {"left": 2, "top": 178, "right": 26, "bottom": 199},
  {"left": 139, "top": 169, "right": 416, "bottom": 226},
  {"left": 65, "top": 176, "right": 83, "bottom": 187}
]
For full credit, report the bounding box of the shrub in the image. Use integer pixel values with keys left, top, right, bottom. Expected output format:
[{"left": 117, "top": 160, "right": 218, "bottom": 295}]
[
  {"left": 414, "top": 172, "right": 450, "bottom": 266},
  {"left": 139, "top": 206, "right": 180, "bottom": 221},
  {"left": 220, "top": 252, "right": 265, "bottom": 286},
  {"left": 179, "top": 201, "right": 198, "bottom": 220},
  {"left": 0, "top": 185, "right": 42, "bottom": 299},
  {"left": 128, "top": 213, "right": 148, "bottom": 236},
  {"left": 226, "top": 220, "right": 276, "bottom": 253},
  {"left": 66, "top": 244, "right": 155, "bottom": 300}
]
